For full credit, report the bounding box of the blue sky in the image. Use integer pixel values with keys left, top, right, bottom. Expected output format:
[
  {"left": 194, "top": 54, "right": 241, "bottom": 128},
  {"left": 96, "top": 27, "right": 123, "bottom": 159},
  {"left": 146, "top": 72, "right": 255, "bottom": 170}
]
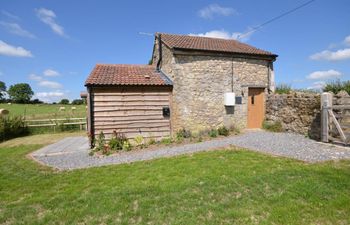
[{"left": 1, "top": 0, "right": 350, "bottom": 102}]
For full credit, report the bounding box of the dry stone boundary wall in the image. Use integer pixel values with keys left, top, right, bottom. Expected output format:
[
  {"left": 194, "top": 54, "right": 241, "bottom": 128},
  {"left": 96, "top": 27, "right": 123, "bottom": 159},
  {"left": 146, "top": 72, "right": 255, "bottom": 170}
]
[
  {"left": 266, "top": 92, "right": 321, "bottom": 140},
  {"left": 266, "top": 91, "right": 350, "bottom": 141}
]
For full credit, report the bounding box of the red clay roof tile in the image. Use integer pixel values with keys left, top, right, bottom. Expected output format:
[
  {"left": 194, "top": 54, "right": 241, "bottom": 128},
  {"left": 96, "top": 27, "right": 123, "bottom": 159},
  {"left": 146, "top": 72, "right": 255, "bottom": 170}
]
[
  {"left": 85, "top": 64, "right": 172, "bottom": 86},
  {"left": 158, "top": 33, "right": 277, "bottom": 57}
]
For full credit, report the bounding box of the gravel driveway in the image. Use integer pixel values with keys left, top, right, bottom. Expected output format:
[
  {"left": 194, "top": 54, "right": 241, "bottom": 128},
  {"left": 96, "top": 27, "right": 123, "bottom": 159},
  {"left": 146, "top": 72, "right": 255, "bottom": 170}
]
[{"left": 30, "top": 131, "right": 350, "bottom": 170}]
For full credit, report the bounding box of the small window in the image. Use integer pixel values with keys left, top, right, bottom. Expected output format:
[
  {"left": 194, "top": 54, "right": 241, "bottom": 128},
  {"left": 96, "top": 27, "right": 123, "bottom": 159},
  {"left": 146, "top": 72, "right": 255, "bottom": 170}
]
[
  {"left": 162, "top": 106, "right": 170, "bottom": 117},
  {"left": 251, "top": 95, "right": 255, "bottom": 105},
  {"left": 235, "top": 96, "right": 242, "bottom": 104}
]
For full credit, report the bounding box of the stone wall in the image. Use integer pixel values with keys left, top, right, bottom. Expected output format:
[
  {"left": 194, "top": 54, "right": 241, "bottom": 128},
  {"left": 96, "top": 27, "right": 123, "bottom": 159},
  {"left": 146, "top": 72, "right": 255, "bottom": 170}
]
[
  {"left": 265, "top": 92, "right": 321, "bottom": 139},
  {"left": 152, "top": 38, "right": 176, "bottom": 80},
  {"left": 170, "top": 54, "right": 270, "bottom": 132},
  {"left": 152, "top": 38, "right": 274, "bottom": 133}
]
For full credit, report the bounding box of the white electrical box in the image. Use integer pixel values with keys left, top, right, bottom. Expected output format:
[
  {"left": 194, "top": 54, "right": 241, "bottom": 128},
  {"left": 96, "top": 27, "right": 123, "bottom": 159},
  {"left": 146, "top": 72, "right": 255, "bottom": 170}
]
[{"left": 224, "top": 92, "right": 235, "bottom": 106}]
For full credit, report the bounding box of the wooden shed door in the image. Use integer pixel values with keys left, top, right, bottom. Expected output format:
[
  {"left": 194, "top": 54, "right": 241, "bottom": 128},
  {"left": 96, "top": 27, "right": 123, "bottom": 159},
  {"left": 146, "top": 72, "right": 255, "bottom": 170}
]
[{"left": 247, "top": 88, "right": 265, "bottom": 128}]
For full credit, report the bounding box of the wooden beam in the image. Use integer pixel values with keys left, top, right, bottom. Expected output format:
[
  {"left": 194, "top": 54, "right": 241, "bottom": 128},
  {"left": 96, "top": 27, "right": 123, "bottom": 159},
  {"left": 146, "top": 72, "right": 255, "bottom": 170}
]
[
  {"left": 328, "top": 109, "right": 347, "bottom": 142},
  {"left": 321, "top": 92, "right": 332, "bottom": 142}
]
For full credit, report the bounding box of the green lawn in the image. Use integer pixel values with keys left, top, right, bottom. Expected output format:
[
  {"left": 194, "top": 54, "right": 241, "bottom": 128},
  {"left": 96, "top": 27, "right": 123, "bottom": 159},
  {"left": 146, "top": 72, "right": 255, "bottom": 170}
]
[
  {"left": 0, "top": 144, "right": 349, "bottom": 225},
  {"left": 0, "top": 103, "right": 86, "bottom": 119}
]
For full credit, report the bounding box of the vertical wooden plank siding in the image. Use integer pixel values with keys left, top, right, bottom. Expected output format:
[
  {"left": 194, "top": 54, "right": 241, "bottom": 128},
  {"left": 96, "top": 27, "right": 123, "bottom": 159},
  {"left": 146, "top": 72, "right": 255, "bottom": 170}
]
[{"left": 92, "top": 86, "right": 172, "bottom": 140}]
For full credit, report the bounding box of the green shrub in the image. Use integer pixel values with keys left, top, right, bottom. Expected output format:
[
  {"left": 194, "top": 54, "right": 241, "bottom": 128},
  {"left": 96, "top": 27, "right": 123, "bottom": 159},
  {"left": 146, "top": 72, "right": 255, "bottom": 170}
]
[
  {"left": 109, "top": 131, "right": 127, "bottom": 151},
  {"left": 323, "top": 80, "right": 350, "bottom": 95},
  {"left": 95, "top": 131, "right": 106, "bottom": 151},
  {"left": 262, "top": 120, "right": 283, "bottom": 132},
  {"left": 275, "top": 83, "right": 292, "bottom": 94},
  {"left": 160, "top": 137, "right": 172, "bottom": 145},
  {"left": 208, "top": 129, "right": 218, "bottom": 138},
  {"left": 148, "top": 138, "right": 156, "bottom": 145},
  {"left": 122, "top": 140, "right": 132, "bottom": 151},
  {"left": 175, "top": 135, "right": 184, "bottom": 143},
  {"left": 0, "top": 116, "right": 29, "bottom": 142},
  {"left": 176, "top": 128, "right": 192, "bottom": 139},
  {"left": 134, "top": 135, "right": 145, "bottom": 147},
  {"left": 217, "top": 126, "right": 230, "bottom": 136}
]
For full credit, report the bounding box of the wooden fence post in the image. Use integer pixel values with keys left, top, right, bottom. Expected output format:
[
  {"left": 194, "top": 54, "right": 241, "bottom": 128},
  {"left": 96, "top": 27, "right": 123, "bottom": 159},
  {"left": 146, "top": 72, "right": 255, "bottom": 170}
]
[{"left": 321, "top": 92, "right": 332, "bottom": 142}]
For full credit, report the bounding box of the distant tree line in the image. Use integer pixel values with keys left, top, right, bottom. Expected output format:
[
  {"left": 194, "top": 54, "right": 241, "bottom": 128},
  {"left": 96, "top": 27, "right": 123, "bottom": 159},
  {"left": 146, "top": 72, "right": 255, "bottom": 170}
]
[
  {"left": 275, "top": 79, "right": 350, "bottom": 95},
  {"left": 0, "top": 81, "right": 85, "bottom": 104},
  {"left": 57, "top": 98, "right": 85, "bottom": 105}
]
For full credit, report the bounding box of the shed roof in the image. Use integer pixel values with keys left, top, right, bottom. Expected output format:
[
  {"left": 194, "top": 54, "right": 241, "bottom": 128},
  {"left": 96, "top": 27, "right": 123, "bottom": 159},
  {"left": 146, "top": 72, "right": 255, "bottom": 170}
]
[
  {"left": 85, "top": 64, "right": 172, "bottom": 86},
  {"left": 158, "top": 33, "right": 277, "bottom": 57}
]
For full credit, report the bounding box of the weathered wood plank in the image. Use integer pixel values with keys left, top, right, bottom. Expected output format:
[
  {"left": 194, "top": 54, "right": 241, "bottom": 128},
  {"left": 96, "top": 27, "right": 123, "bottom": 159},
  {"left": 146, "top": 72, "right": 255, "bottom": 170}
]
[
  {"left": 93, "top": 95, "right": 169, "bottom": 101},
  {"left": 95, "top": 116, "right": 169, "bottom": 122},
  {"left": 95, "top": 123, "right": 170, "bottom": 130},
  {"left": 96, "top": 128, "right": 170, "bottom": 136},
  {"left": 94, "top": 107, "right": 163, "bottom": 112},
  {"left": 94, "top": 120, "right": 169, "bottom": 126},
  {"left": 94, "top": 114, "right": 165, "bottom": 120},
  {"left": 331, "top": 105, "right": 350, "bottom": 110},
  {"left": 93, "top": 92, "right": 170, "bottom": 96},
  {"left": 94, "top": 110, "right": 162, "bottom": 117},
  {"left": 328, "top": 109, "right": 346, "bottom": 142},
  {"left": 94, "top": 101, "right": 169, "bottom": 106},
  {"left": 92, "top": 88, "right": 171, "bottom": 141},
  {"left": 321, "top": 93, "right": 332, "bottom": 142},
  {"left": 98, "top": 134, "right": 169, "bottom": 141}
]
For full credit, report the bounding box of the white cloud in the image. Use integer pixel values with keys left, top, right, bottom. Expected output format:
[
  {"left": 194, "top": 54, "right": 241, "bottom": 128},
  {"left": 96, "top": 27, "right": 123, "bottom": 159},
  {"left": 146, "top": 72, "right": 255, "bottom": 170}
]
[
  {"left": 28, "top": 73, "right": 43, "bottom": 81},
  {"left": 1, "top": 10, "right": 20, "bottom": 20},
  {"left": 35, "top": 91, "right": 64, "bottom": 98},
  {"left": 43, "top": 69, "right": 60, "bottom": 77},
  {"left": 189, "top": 29, "right": 253, "bottom": 42},
  {"left": 0, "top": 40, "right": 33, "bottom": 57},
  {"left": 34, "top": 91, "right": 65, "bottom": 103},
  {"left": 38, "top": 80, "right": 63, "bottom": 89},
  {"left": 29, "top": 72, "right": 63, "bottom": 90},
  {"left": 0, "top": 21, "right": 35, "bottom": 38},
  {"left": 345, "top": 35, "right": 350, "bottom": 46},
  {"left": 310, "top": 48, "right": 350, "bottom": 61},
  {"left": 190, "top": 30, "right": 232, "bottom": 39},
  {"left": 36, "top": 8, "right": 66, "bottom": 37},
  {"left": 307, "top": 70, "right": 342, "bottom": 80},
  {"left": 198, "top": 4, "right": 237, "bottom": 19},
  {"left": 307, "top": 81, "right": 326, "bottom": 90}
]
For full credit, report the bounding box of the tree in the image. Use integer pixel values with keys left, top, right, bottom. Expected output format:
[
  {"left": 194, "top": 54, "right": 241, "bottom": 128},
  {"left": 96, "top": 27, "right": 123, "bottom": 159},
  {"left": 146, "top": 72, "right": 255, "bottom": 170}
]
[
  {"left": 71, "top": 99, "right": 84, "bottom": 105},
  {"left": 8, "top": 83, "right": 33, "bottom": 103},
  {"left": 59, "top": 99, "right": 70, "bottom": 104},
  {"left": 31, "top": 99, "right": 43, "bottom": 104},
  {"left": 0, "top": 81, "right": 6, "bottom": 102}
]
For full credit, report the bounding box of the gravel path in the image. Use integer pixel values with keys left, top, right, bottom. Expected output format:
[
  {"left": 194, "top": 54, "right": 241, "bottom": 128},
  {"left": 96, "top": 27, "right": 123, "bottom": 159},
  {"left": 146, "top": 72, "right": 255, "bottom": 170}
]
[{"left": 31, "top": 131, "right": 350, "bottom": 170}]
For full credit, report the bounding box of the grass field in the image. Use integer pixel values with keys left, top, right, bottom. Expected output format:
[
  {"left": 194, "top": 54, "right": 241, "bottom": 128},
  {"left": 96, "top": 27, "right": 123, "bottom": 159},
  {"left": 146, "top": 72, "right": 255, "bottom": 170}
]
[
  {"left": 0, "top": 103, "right": 87, "bottom": 119},
  {"left": 0, "top": 138, "right": 349, "bottom": 224}
]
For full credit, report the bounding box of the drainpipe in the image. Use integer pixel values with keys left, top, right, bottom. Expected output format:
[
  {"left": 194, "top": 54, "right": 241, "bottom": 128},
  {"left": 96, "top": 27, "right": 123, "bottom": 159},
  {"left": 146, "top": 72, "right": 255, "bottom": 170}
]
[
  {"left": 231, "top": 57, "right": 234, "bottom": 92},
  {"left": 156, "top": 33, "right": 162, "bottom": 71},
  {"left": 88, "top": 86, "right": 95, "bottom": 148}
]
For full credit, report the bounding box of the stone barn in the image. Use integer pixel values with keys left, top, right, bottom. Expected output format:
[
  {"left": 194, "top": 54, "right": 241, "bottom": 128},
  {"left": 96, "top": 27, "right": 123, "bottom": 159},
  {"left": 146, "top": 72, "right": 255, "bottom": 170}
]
[{"left": 85, "top": 33, "right": 277, "bottom": 146}]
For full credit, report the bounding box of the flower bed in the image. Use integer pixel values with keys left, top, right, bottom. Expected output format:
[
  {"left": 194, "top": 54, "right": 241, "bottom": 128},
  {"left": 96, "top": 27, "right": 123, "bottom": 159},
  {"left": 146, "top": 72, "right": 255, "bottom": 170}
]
[{"left": 90, "top": 125, "right": 240, "bottom": 156}]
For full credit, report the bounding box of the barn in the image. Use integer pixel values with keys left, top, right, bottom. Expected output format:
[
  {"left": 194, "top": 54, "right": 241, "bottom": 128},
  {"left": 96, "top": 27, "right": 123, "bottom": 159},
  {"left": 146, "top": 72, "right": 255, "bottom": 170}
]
[
  {"left": 85, "top": 64, "right": 173, "bottom": 146},
  {"left": 85, "top": 33, "right": 277, "bottom": 147}
]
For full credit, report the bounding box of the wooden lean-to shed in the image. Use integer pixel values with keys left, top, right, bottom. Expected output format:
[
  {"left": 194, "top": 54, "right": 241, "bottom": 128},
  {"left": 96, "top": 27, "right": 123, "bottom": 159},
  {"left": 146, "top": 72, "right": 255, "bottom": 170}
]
[{"left": 85, "top": 64, "right": 173, "bottom": 147}]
